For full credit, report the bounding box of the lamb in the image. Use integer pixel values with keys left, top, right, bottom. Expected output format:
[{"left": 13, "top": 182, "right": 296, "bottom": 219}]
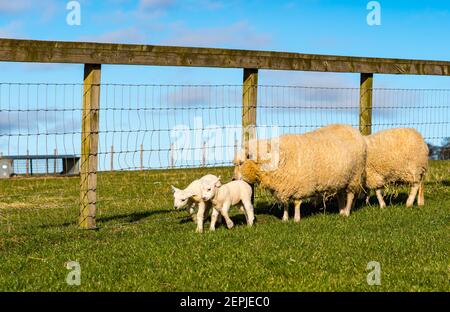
[
  {"left": 200, "top": 177, "right": 255, "bottom": 231},
  {"left": 233, "top": 124, "right": 367, "bottom": 221},
  {"left": 364, "top": 128, "right": 429, "bottom": 208},
  {"left": 171, "top": 174, "right": 220, "bottom": 233}
]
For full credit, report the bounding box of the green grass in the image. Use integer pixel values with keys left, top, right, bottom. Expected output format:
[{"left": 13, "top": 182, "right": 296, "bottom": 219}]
[{"left": 0, "top": 161, "right": 449, "bottom": 292}]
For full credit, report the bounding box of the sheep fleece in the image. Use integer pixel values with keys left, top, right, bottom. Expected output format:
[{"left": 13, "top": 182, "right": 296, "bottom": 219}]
[
  {"left": 364, "top": 128, "right": 429, "bottom": 189},
  {"left": 241, "top": 124, "right": 367, "bottom": 202}
]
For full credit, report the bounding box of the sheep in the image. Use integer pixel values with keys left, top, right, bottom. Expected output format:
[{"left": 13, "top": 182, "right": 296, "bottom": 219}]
[
  {"left": 364, "top": 128, "right": 429, "bottom": 208},
  {"left": 171, "top": 174, "right": 220, "bottom": 233},
  {"left": 233, "top": 124, "right": 367, "bottom": 221},
  {"left": 200, "top": 176, "right": 254, "bottom": 231}
]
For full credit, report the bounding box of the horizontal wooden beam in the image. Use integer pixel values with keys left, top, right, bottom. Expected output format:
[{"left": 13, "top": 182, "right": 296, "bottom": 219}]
[{"left": 0, "top": 38, "right": 449, "bottom": 75}]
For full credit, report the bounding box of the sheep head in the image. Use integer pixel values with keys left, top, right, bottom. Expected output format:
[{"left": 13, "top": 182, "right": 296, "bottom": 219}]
[
  {"left": 171, "top": 186, "right": 193, "bottom": 210},
  {"left": 200, "top": 176, "right": 222, "bottom": 201},
  {"left": 233, "top": 159, "right": 261, "bottom": 184}
]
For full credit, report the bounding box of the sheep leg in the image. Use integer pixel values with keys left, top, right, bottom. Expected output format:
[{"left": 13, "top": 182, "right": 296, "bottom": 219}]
[
  {"left": 417, "top": 182, "right": 425, "bottom": 206},
  {"left": 217, "top": 213, "right": 223, "bottom": 225},
  {"left": 340, "top": 192, "right": 354, "bottom": 217},
  {"left": 241, "top": 205, "right": 249, "bottom": 224},
  {"left": 337, "top": 192, "right": 346, "bottom": 211},
  {"left": 375, "top": 189, "right": 387, "bottom": 209},
  {"left": 188, "top": 204, "right": 197, "bottom": 224},
  {"left": 406, "top": 182, "right": 420, "bottom": 208},
  {"left": 294, "top": 199, "right": 302, "bottom": 223},
  {"left": 195, "top": 201, "right": 206, "bottom": 233},
  {"left": 242, "top": 200, "right": 255, "bottom": 227},
  {"left": 209, "top": 208, "right": 220, "bottom": 231},
  {"left": 282, "top": 203, "right": 289, "bottom": 222},
  {"left": 221, "top": 202, "right": 234, "bottom": 229}
]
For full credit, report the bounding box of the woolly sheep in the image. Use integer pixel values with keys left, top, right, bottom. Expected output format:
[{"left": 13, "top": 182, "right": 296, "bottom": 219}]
[
  {"left": 233, "top": 124, "right": 367, "bottom": 221},
  {"left": 364, "top": 128, "right": 429, "bottom": 208},
  {"left": 171, "top": 174, "right": 220, "bottom": 233},
  {"left": 200, "top": 177, "right": 254, "bottom": 231}
]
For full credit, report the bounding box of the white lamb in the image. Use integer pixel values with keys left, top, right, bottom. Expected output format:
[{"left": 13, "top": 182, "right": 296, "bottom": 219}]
[
  {"left": 171, "top": 174, "right": 220, "bottom": 233},
  {"left": 200, "top": 177, "right": 255, "bottom": 231}
]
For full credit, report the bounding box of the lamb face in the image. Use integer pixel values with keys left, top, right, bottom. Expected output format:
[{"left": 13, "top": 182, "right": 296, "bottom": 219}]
[
  {"left": 232, "top": 158, "right": 244, "bottom": 181},
  {"left": 171, "top": 186, "right": 191, "bottom": 210},
  {"left": 200, "top": 176, "right": 221, "bottom": 201}
]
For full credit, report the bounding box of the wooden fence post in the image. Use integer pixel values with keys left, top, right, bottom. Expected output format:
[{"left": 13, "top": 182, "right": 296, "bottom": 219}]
[
  {"left": 359, "top": 73, "right": 373, "bottom": 135},
  {"left": 242, "top": 68, "right": 258, "bottom": 204},
  {"left": 54, "top": 148, "right": 58, "bottom": 176},
  {"left": 169, "top": 144, "right": 174, "bottom": 168},
  {"left": 79, "top": 64, "right": 101, "bottom": 230},
  {"left": 242, "top": 68, "right": 258, "bottom": 157},
  {"left": 26, "top": 150, "right": 29, "bottom": 177},
  {"left": 202, "top": 141, "right": 206, "bottom": 167},
  {"left": 110, "top": 145, "right": 114, "bottom": 172},
  {"left": 140, "top": 144, "right": 144, "bottom": 171}
]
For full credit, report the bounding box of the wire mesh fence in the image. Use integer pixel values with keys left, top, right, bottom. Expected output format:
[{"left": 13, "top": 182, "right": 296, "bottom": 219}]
[{"left": 0, "top": 83, "right": 449, "bottom": 230}]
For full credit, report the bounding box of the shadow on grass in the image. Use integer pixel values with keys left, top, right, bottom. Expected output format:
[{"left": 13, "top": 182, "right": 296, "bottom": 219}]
[
  {"left": 253, "top": 191, "right": 413, "bottom": 222},
  {"left": 430, "top": 180, "right": 450, "bottom": 187},
  {"left": 361, "top": 193, "right": 410, "bottom": 208},
  {"left": 39, "top": 209, "right": 172, "bottom": 229},
  {"left": 97, "top": 209, "right": 172, "bottom": 224}
]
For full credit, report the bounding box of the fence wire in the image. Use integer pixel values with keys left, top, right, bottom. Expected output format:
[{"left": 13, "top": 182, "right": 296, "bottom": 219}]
[{"left": 0, "top": 83, "right": 449, "bottom": 230}]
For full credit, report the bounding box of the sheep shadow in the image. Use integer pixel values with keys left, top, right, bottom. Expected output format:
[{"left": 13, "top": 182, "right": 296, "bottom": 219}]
[
  {"left": 37, "top": 209, "right": 172, "bottom": 229},
  {"left": 254, "top": 200, "right": 336, "bottom": 220},
  {"left": 358, "top": 192, "right": 410, "bottom": 209},
  {"left": 176, "top": 190, "right": 415, "bottom": 228},
  {"left": 178, "top": 209, "right": 252, "bottom": 228},
  {"left": 253, "top": 191, "right": 412, "bottom": 221},
  {"left": 97, "top": 209, "right": 171, "bottom": 224}
]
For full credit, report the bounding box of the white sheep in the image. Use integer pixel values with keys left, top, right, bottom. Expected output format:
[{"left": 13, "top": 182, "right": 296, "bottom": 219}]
[
  {"left": 200, "top": 177, "right": 255, "bottom": 231},
  {"left": 171, "top": 174, "right": 220, "bottom": 233},
  {"left": 364, "top": 128, "right": 429, "bottom": 208},
  {"left": 233, "top": 124, "right": 367, "bottom": 221}
]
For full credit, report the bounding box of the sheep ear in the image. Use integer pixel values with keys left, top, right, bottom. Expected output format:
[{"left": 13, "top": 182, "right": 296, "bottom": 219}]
[
  {"left": 215, "top": 176, "right": 222, "bottom": 187},
  {"left": 171, "top": 185, "right": 179, "bottom": 193}
]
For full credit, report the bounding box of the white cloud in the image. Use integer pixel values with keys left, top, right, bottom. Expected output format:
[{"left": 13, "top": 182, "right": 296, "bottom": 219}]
[
  {"left": 139, "top": 0, "right": 175, "bottom": 10},
  {"left": 162, "top": 21, "right": 272, "bottom": 49},
  {"left": 0, "top": 0, "right": 57, "bottom": 22},
  {"left": 0, "top": 21, "right": 22, "bottom": 37},
  {"left": 0, "top": 0, "right": 32, "bottom": 14},
  {"left": 80, "top": 27, "right": 148, "bottom": 44}
]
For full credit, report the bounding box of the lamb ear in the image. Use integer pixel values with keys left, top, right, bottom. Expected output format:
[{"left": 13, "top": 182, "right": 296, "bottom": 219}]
[
  {"left": 215, "top": 176, "right": 222, "bottom": 187},
  {"left": 171, "top": 185, "right": 179, "bottom": 193}
]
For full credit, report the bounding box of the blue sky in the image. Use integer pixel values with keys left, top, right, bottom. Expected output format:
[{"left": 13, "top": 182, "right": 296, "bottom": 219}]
[
  {"left": 1, "top": 0, "right": 450, "bottom": 86},
  {"left": 0, "top": 0, "right": 449, "bottom": 170}
]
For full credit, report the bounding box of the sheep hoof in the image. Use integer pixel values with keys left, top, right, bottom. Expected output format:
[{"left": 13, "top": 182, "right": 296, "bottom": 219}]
[
  {"left": 226, "top": 222, "right": 234, "bottom": 229},
  {"left": 195, "top": 228, "right": 203, "bottom": 233},
  {"left": 380, "top": 203, "right": 386, "bottom": 209},
  {"left": 339, "top": 210, "right": 350, "bottom": 217},
  {"left": 209, "top": 227, "right": 215, "bottom": 232},
  {"left": 294, "top": 218, "right": 301, "bottom": 223}
]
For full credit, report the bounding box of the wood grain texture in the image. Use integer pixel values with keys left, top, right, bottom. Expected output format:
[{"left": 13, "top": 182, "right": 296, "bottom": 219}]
[
  {"left": 1, "top": 38, "right": 449, "bottom": 75},
  {"left": 79, "top": 64, "right": 101, "bottom": 229}
]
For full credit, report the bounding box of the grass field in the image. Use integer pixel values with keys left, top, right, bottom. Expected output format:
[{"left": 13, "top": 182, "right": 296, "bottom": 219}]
[{"left": 0, "top": 161, "right": 449, "bottom": 292}]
